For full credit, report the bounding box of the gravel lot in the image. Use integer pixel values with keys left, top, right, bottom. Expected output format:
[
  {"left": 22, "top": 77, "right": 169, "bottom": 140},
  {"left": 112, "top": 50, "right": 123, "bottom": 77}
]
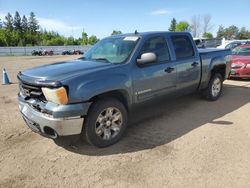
[{"left": 0, "top": 56, "right": 250, "bottom": 188}]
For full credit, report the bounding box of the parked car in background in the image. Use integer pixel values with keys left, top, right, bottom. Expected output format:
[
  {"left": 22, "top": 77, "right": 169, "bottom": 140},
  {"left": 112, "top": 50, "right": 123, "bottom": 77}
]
[
  {"left": 31, "top": 50, "right": 43, "bottom": 56},
  {"left": 217, "top": 40, "right": 250, "bottom": 49},
  {"left": 230, "top": 44, "right": 250, "bottom": 79},
  {"left": 62, "top": 50, "right": 71, "bottom": 55},
  {"left": 18, "top": 31, "right": 231, "bottom": 147},
  {"left": 62, "top": 49, "right": 84, "bottom": 55},
  {"left": 31, "top": 49, "right": 53, "bottom": 56},
  {"left": 43, "top": 49, "right": 54, "bottom": 56},
  {"left": 225, "top": 41, "right": 247, "bottom": 50},
  {"left": 73, "top": 50, "right": 84, "bottom": 55},
  {"left": 194, "top": 38, "right": 205, "bottom": 48},
  {"left": 204, "top": 39, "right": 222, "bottom": 48}
]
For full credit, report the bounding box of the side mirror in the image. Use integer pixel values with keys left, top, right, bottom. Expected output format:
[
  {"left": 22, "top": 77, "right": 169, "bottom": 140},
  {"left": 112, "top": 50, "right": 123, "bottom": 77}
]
[{"left": 137, "top": 52, "right": 157, "bottom": 65}]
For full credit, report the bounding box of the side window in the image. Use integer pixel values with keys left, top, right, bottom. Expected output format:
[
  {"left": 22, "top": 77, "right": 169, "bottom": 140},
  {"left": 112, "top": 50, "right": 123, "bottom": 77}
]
[
  {"left": 141, "top": 36, "right": 170, "bottom": 62},
  {"left": 171, "top": 35, "right": 195, "bottom": 59}
]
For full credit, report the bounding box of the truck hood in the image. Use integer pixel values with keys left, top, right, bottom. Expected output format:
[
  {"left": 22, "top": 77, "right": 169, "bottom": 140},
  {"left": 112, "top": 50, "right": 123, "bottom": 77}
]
[{"left": 19, "top": 59, "right": 115, "bottom": 85}]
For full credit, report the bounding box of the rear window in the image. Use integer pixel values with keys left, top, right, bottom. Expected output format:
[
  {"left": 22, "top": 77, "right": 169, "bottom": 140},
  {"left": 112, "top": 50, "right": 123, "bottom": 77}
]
[{"left": 171, "top": 35, "right": 195, "bottom": 59}]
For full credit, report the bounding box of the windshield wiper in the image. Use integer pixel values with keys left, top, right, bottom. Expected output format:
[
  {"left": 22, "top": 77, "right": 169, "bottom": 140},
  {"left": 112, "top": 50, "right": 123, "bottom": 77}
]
[{"left": 92, "top": 58, "right": 111, "bottom": 63}]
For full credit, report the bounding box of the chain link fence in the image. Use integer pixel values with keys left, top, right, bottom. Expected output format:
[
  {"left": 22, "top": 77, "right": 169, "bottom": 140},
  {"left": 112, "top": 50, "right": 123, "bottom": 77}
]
[{"left": 0, "top": 45, "right": 91, "bottom": 56}]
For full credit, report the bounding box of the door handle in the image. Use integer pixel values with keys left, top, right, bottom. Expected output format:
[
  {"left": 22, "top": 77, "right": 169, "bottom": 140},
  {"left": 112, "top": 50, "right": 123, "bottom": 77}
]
[
  {"left": 191, "top": 62, "right": 199, "bottom": 67},
  {"left": 165, "top": 67, "right": 175, "bottom": 73}
]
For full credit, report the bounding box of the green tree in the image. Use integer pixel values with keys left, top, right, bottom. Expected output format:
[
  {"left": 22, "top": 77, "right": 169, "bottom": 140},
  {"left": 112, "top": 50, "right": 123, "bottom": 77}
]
[
  {"left": 168, "top": 18, "right": 177, "bottom": 32},
  {"left": 111, "top": 30, "right": 122, "bottom": 35},
  {"left": 0, "top": 29, "right": 7, "bottom": 46},
  {"left": 28, "top": 12, "right": 39, "bottom": 33},
  {"left": 21, "top": 15, "right": 29, "bottom": 46},
  {"left": 175, "top": 21, "right": 190, "bottom": 32},
  {"left": 237, "top": 27, "right": 250, "bottom": 39},
  {"left": 13, "top": 11, "right": 23, "bottom": 45},
  {"left": 81, "top": 32, "right": 88, "bottom": 45},
  {"left": 75, "top": 37, "right": 82, "bottom": 45},
  {"left": 47, "top": 37, "right": 64, "bottom": 46},
  {"left": 21, "top": 15, "right": 28, "bottom": 32},
  {"left": 0, "top": 11, "right": 102, "bottom": 46},
  {"left": 4, "top": 13, "right": 14, "bottom": 31},
  {"left": 65, "top": 36, "right": 75, "bottom": 45},
  {"left": 88, "top": 35, "right": 98, "bottom": 45},
  {"left": 2, "top": 29, "right": 19, "bottom": 46},
  {"left": 26, "top": 12, "right": 40, "bottom": 45},
  {"left": 203, "top": 32, "right": 213, "bottom": 39},
  {"left": 14, "top": 11, "right": 22, "bottom": 31},
  {"left": 216, "top": 25, "right": 225, "bottom": 39},
  {"left": 224, "top": 25, "right": 239, "bottom": 40}
]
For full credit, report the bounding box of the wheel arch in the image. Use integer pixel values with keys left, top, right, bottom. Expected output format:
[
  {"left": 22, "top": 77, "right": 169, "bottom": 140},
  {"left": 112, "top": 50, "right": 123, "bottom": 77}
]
[
  {"left": 201, "top": 56, "right": 227, "bottom": 89},
  {"left": 88, "top": 89, "right": 130, "bottom": 112},
  {"left": 209, "top": 55, "right": 227, "bottom": 78}
]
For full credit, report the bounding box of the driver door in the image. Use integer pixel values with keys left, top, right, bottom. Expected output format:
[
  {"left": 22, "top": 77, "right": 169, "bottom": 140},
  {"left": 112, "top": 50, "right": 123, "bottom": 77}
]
[{"left": 132, "top": 36, "right": 177, "bottom": 102}]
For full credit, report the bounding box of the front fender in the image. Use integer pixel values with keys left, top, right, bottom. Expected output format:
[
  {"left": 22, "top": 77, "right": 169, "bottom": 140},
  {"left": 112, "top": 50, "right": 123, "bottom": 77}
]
[{"left": 68, "top": 74, "right": 132, "bottom": 104}]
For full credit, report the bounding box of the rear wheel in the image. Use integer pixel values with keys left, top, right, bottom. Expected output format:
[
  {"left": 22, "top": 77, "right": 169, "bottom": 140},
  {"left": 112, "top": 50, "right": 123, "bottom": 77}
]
[
  {"left": 83, "top": 98, "right": 128, "bottom": 147},
  {"left": 202, "top": 73, "right": 223, "bottom": 101}
]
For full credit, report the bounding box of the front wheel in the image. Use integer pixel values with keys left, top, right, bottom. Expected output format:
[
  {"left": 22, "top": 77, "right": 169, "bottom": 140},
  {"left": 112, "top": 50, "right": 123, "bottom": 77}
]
[
  {"left": 202, "top": 73, "right": 223, "bottom": 101},
  {"left": 83, "top": 98, "right": 128, "bottom": 147}
]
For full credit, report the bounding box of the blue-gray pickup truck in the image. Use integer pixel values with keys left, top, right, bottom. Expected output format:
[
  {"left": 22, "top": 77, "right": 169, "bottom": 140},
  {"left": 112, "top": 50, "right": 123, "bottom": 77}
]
[{"left": 17, "top": 32, "right": 231, "bottom": 147}]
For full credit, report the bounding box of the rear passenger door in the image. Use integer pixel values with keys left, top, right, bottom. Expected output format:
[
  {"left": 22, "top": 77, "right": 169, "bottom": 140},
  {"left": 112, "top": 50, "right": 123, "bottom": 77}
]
[{"left": 170, "top": 35, "right": 201, "bottom": 92}]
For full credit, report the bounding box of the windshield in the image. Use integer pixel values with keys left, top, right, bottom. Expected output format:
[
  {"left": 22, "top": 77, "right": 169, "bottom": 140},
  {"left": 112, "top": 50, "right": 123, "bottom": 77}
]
[
  {"left": 82, "top": 36, "right": 139, "bottom": 63},
  {"left": 232, "top": 47, "right": 250, "bottom": 56}
]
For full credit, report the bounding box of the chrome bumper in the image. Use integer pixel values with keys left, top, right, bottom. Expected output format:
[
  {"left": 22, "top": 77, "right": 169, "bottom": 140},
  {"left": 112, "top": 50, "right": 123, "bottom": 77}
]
[{"left": 19, "top": 100, "right": 84, "bottom": 138}]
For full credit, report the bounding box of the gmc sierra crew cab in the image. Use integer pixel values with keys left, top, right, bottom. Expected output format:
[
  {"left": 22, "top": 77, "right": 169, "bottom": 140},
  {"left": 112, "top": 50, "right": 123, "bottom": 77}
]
[{"left": 17, "top": 32, "right": 231, "bottom": 147}]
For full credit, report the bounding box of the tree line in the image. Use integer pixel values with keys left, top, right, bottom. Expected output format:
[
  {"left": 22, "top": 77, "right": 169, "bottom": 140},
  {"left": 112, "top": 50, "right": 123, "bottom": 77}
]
[
  {"left": 0, "top": 11, "right": 101, "bottom": 46},
  {"left": 168, "top": 15, "right": 250, "bottom": 40},
  {"left": 1, "top": 11, "right": 250, "bottom": 47}
]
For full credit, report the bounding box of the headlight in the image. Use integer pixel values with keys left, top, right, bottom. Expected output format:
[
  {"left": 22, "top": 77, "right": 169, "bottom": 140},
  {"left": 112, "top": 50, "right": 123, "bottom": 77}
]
[
  {"left": 42, "top": 87, "right": 68, "bottom": 105},
  {"left": 231, "top": 63, "right": 244, "bottom": 68},
  {"left": 246, "top": 64, "right": 250, "bottom": 68},
  {"left": 231, "top": 63, "right": 237, "bottom": 67}
]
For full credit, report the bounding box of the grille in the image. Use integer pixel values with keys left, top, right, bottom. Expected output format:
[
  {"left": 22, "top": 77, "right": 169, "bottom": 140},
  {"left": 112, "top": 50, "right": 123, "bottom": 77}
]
[{"left": 19, "top": 81, "right": 45, "bottom": 100}]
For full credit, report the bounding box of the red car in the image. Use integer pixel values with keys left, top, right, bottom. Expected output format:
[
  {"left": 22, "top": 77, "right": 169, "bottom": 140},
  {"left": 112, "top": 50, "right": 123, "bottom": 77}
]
[{"left": 230, "top": 44, "right": 250, "bottom": 79}]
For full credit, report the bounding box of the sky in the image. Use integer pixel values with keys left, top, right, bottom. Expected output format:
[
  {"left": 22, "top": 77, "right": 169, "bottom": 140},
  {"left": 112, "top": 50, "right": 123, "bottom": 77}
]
[{"left": 0, "top": 0, "right": 249, "bottom": 39}]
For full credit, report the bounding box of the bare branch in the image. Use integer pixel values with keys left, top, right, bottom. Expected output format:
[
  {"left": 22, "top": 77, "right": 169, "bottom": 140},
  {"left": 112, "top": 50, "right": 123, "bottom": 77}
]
[
  {"left": 203, "top": 14, "right": 213, "bottom": 34},
  {"left": 191, "top": 15, "right": 201, "bottom": 37}
]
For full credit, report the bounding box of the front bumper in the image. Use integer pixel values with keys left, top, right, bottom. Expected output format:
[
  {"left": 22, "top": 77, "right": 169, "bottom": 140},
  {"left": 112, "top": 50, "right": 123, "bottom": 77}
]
[
  {"left": 230, "top": 68, "right": 250, "bottom": 78},
  {"left": 18, "top": 97, "right": 90, "bottom": 138}
]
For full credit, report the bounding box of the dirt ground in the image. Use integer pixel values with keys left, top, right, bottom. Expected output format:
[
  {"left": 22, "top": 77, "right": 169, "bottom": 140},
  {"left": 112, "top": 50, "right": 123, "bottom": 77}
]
[{"left": 0, "top": 56, "right": 250, "bottom": 188}]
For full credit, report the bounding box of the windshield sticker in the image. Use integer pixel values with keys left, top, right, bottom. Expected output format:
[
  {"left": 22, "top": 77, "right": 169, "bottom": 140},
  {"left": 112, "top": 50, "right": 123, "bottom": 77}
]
[{"left": 123, "top": 36, "right": 139, "bottom": 41}]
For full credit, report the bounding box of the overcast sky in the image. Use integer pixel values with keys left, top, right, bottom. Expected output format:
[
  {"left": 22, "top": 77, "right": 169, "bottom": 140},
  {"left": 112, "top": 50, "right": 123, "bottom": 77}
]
[{"left": 0, "top": 0, "right": 249, "bottom": 39}]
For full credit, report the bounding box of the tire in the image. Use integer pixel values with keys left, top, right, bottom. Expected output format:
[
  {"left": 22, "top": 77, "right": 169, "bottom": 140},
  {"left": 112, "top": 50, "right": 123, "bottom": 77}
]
[
  {"left": 202, "top": 73, "right": 223, "bottom": 101},
  {"left": 83, "top": 98, "right": 128, "bottom": 147}
]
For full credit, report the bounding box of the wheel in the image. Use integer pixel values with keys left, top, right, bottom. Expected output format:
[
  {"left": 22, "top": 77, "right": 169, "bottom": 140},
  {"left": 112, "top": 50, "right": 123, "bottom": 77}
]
[
  {"left": 83, "top": 98, "right": 128, "bottom": 147},
  {"left": 202, "top": 73, "right": 223, "bottom": 101}
]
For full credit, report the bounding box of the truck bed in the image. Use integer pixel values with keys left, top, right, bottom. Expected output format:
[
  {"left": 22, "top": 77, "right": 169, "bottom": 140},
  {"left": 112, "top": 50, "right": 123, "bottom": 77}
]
[
  {"left": 198, "top": 48, "right": 231, "bottom": 54},
  {"left": 198, "top": 48, "right": 231, "bottom": 90}
]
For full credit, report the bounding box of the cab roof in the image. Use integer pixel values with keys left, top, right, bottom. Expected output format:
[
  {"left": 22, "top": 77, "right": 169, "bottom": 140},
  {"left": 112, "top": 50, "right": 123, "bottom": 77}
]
[{"left": 109, "top": 31, "right": 190, "bottom": 38}]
